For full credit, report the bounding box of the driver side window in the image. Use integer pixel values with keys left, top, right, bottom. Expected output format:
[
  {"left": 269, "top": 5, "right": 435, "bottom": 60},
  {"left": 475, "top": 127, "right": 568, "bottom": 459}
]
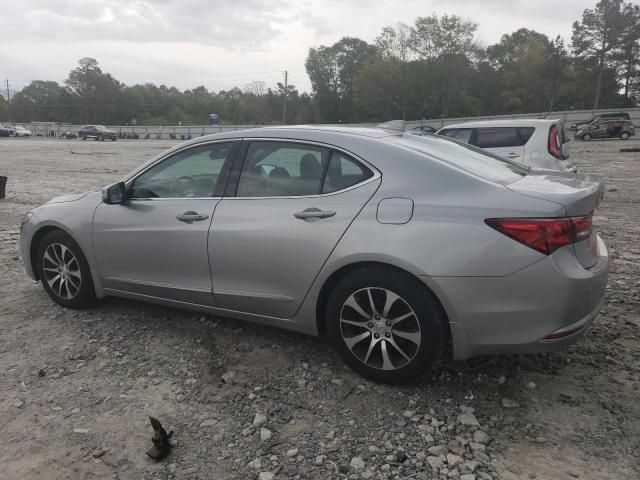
[{"left": 131, "top": 142, "right": 234, "bottom": 198}]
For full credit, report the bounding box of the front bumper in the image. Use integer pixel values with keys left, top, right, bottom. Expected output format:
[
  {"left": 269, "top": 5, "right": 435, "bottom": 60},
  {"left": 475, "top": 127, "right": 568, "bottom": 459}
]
[{"left": 431, "top": 235, "right": 609, "bottom": 360}]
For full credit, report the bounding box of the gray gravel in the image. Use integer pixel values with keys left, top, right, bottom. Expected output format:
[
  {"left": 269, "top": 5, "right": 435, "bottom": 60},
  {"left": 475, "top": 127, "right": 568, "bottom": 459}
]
[{"left": 1, "top": 137, "right": 639, "bottom": 479}]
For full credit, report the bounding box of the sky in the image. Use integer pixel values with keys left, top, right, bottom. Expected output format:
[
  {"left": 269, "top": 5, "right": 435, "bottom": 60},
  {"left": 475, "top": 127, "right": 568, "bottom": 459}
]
[{"left": 0, "top": 0, "right": 626, "bottom": 94}]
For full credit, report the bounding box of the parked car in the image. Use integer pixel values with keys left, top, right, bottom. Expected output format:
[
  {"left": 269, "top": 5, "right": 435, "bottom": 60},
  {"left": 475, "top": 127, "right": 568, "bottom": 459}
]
[
  {"left": 570, "top": 112, "right": 630, "bottom": 131},
  {"left": 0, "top": 124, "right": 11, "bottom": 137},
  {"left": 437, "top": 119, "right": 576, "bottom": 172},
  {"left": 13, "top": 126, "right": 32, "bottom": 137},
  {"left": 20, "top": 126, "right": 608, "bottom": 384},
  {"left": 78, "top": 125, "right": 118, "bottom": 141},
  {"left": 575, "top": 119, "right": 635, "bottom": 141},
  {"left": 412, "top": 125, "right": 438, "bottom": 134}
]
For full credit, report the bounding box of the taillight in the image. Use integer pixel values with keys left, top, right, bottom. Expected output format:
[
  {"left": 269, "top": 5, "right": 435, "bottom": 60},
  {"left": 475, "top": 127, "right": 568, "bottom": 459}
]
[
  {"left": 485, "top": 216, "right": 592, "bottom": 255},
  {"left": 548, "top": 125, "right": 562, "bottom": 158}
]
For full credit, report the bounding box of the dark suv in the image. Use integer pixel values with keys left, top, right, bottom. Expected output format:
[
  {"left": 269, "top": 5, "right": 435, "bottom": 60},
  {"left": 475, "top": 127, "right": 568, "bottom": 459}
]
[
  {"left": 570, "top": 112, "right": 630, "bottom": 131},
  {"left": 79, "top": 125, "right": 118, "bottom": 141}
]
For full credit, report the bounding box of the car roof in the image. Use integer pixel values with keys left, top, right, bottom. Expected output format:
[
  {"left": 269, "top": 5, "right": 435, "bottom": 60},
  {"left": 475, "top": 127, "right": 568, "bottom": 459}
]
[{"left": 440, "top": 119, "right": 560, "bottom": 129}]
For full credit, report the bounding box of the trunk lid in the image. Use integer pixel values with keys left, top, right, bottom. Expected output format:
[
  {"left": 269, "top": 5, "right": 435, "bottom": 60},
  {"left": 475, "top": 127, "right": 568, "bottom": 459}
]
[{"left": 507, "top": 171, "right": 605, "bottom": 268}]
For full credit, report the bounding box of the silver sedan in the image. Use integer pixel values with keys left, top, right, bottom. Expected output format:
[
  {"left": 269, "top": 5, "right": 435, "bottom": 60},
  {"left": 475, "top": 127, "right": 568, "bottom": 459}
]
[{"left": 20, "top": 126, "right": 609, "bottom": 384}]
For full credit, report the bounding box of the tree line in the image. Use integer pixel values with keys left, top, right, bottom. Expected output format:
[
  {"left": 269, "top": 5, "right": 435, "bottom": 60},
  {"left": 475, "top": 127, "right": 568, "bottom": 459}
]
[{"left": 0, "top": 0, "right": 638, "bottom": 126}]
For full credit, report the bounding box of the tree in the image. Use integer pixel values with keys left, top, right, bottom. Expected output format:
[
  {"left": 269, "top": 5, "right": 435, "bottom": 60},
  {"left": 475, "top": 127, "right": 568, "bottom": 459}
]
[
  {"left": 10, "top": 81, "right": 69, "bottom": 122},
  {"left": 305, "top": 37, "right": 376, "bottom": 122},
  {"left": 65, "top": 58, "right": 123, "bottom": 123},
  {"left": 375, "top": 23, "right": 412, "bottom": 118},
  {"left": 572, "top": 0, "right": 627, "bottom": 108},
  {"left": 615, "top": 3, "right": 640, "bottom": 102},
  {"left": 409, "top": 14, "right": 479, "bottom": 117}
]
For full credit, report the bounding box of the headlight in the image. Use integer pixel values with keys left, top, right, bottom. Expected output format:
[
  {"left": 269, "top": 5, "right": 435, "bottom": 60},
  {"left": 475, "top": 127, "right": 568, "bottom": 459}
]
[{"left": 21, "top": 211, "right": 34, "bottom": 224}]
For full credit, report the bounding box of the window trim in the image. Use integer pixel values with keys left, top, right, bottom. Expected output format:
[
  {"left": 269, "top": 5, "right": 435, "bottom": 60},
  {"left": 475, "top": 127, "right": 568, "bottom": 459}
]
[
  {"left": 124, "top": 139, "right": 239, "bottom": 200},
  {"left": 225, "top": 138, "right": 380, "bottom": 200}
]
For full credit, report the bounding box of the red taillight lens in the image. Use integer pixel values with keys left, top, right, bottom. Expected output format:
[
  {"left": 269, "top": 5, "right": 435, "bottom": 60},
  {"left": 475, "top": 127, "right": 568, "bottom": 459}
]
[
  {"left": 548, "top": 125, "right": 562, "bottom": 158},
  {"left": 485, "top": 216, "right": 592, "bottom": 254}
]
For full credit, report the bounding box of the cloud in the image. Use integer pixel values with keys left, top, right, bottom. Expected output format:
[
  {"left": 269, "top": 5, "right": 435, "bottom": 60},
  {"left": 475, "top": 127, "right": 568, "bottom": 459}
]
[{"left": 3, "top": 0, "right": 290, "bottom": 48}]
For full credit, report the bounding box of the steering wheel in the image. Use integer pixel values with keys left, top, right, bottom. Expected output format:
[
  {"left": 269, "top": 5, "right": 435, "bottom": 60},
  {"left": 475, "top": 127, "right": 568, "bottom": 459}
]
[{"left": 170, "top": 176, "right": 199, "bottom": 196}]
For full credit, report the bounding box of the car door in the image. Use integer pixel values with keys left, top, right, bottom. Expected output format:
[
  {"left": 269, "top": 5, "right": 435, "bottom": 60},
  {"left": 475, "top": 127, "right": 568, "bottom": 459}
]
[
  {"left": 209, "top": 140, "right": 381, "bottom": 318},
  {"left": 591, "top": 122, "right": 607, "bottom": 139},
  {"left": 473, "top": 127, "right": 530, "bottom": 163},
  {"left": 93, "top": 141, "right": 237, "bottom": 305}
]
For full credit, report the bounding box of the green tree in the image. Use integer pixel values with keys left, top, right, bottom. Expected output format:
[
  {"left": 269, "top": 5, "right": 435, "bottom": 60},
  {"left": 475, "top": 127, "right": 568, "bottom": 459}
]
[
  {"left": 614, "top": 2, "right": 640, "bottom": 102},
  {"left": 572, "top": 0, "right": 627, "bottom": 108}
]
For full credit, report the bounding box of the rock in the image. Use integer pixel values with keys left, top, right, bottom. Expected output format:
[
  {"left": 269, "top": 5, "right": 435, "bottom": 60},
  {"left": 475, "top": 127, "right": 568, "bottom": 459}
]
[
  {"left": 457, "top": 412, "right": 480, "bottom": 427},
  {"left": 506, "top": 464, "right": 522, "bottom": 474},
  {"left": 92, "top": 448, "right": 108, "bottom": 458},
  {"left": 368, "top": 445, "right": 380, "bottom": 453},
  {"left": 460, "top": 474, "right": 476, "bottom": 480},
  {"left": 73, "top": 428, "right": 90, "bottom": 434},
  {"left": 12, "top": 399, "right": 24, "bottom": 408},
  {"left": 427, "top": 456, "right": 444, "bottom": 469},
  {"left": 253, "top": 413, "right": 267, "bottom": 426},
  {"left": 199, "top": 419, "right": 217, "bottom": 428},
  {"left": 473, "top": 431, "right": 490, "bottom": 444},
  {"left": 168, "top": 463, "right": 177, "bottom": 475},
  {"left": 221, "top": 371, "right": 236, "bottom": 384},
  {"left": 362, "top": 469, "right": 374, "bottom": 479},
  {"left": 469, "top": 442, "right": 485, "bottom": 452},
  {"left": 397, "top": 452, "right": 408, "bottom": 463},
  {"left": 403, "top": 410, "right": 415, "bottom": 418},
  {"left": 447, "top": 454, "right": 463, "bottom": 467},
  {"left": 428, "top": 445, "right": 448, "bottom": 456},
  {"left": 526, "top": 381, "right": 537, "bottom": 390},
  {"left": 258, "top": 473, "right": 274, "bottom": 480},
  {"left": 248, "top": 459, "right": 262, "bottom": 469},
  {"left": 464, "top": 461, "right": 480, "bottom": 472},
  {"left": 331, "top": 378, "right": 344, "bottom": 385},
  {"left": 286, "top": 448, "right": 298, "bottom": 457},
  {"left": 350, "top": 457, "right": 365, "bottom": 470},
  {"left": 260, "top": 428, "right": 273, "bottom": 442},
  {"left": 381, "top": 464, "right": 391, "bottom": 471},
  {"left": 315, "top": 455, "right": 326, "bottom": 466},
  {"left": 501, "top": 398, "right": 520, "bottom": 408}
]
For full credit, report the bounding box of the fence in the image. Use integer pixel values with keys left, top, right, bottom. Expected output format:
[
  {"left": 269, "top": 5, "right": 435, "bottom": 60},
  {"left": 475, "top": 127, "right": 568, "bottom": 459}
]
[{"left": 5, "top": 107, "right": 639, "bottom": 139}]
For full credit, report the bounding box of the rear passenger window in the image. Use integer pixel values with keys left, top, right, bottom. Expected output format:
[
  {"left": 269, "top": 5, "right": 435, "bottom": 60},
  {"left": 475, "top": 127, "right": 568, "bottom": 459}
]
[
  {"left": 440, "top": 128, "right": 473, "bottom": 143},
  {"left": 322, "top": 152, "right": 373, "bottom": 193},
  {"left": 475, "top": 128, "right": 534, "bottom": 148}
]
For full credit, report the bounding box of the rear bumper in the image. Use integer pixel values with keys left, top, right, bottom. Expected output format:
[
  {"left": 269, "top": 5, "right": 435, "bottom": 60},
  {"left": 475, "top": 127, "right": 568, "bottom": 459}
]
[{"left": 429, "top": 235, "right": 609, "bottom": 360}]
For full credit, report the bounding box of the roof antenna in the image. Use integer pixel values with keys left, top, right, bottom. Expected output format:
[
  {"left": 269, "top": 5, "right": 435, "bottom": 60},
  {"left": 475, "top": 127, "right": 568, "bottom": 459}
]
[{"left": 376, "top": 120, "right": 406, "bottom": 132}]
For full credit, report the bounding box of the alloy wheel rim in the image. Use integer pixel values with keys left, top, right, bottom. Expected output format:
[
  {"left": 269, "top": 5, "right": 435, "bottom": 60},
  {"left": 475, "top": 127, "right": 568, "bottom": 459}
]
[
  {"left": 340, "top": 287, "right": 421, "bottom": 371},
  {"left": 42, "top": 243, "right": 81, "bottom": 300}
]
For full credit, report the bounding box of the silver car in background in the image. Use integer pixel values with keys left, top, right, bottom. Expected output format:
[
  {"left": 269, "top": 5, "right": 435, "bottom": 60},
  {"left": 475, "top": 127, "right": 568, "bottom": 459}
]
[
  {"left": 437, "top": 119, "right": 576, "bottom": 173},
  {"left": 20, "top": 126, "right": 608, "bottom": 383}
]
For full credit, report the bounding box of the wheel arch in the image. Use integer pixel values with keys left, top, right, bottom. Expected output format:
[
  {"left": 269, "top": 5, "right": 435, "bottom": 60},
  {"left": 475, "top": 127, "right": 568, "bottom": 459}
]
[
  {"left": 29, "top": 225, "right": 79, "bottom": 281},
  {"left": 315, "top": 261, "right": 454, "bottom": 352}
]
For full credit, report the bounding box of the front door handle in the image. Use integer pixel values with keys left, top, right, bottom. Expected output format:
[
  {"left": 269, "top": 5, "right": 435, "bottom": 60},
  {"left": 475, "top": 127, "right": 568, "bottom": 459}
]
[
  {"left": 176, "top": 211, "right": 209, "bottom": 223},
  {"left": 293, "top": 208, "right": 336, "bottom": 220},
  {"left": 506, "top": 153, "right": 519, "bottom": 158}
]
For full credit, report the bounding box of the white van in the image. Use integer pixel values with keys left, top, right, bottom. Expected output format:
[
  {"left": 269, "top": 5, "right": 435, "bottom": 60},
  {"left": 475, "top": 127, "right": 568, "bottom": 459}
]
[{"left": 437, "top": 119, "right": 576, "bottom": 173}]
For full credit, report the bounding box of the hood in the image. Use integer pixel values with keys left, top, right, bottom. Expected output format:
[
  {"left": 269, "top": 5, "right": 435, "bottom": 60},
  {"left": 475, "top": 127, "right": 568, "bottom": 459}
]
[{"left": 46, "top": 192, "right": 90, "bottom": 204}]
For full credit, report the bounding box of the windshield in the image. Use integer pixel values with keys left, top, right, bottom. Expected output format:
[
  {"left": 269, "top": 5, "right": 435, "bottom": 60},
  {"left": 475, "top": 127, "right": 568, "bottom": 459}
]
[{"left": 392, "top": 133, "right": 529, "bottom": 184}]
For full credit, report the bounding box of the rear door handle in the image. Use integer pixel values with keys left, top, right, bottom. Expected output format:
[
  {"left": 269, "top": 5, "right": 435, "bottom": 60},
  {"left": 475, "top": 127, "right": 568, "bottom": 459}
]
[
  {"left": 176, "top": 211, "right": 209, "bottom": 223},
  {"left": 294, "top": 208, "right": 336, "bottom": 220}
]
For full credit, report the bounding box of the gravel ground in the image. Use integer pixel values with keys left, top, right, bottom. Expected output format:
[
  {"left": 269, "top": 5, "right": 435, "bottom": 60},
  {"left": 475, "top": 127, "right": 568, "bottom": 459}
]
[{"left": 0, "top": 137, "right": 639, "bottom": 480}]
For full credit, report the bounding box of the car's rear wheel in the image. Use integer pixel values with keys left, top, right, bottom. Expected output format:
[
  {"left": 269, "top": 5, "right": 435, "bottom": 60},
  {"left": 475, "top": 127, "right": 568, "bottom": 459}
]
[
  {"left": 36, "top": 230, "right": 96, "bottom": 308},
  {"left": 326, "top": 266, "right": 447, "bottom": 384},
  {"left": 620, "top": 132, "right": 630, "bottom": 140},
  {"left": 81, "top": 135, "right": 86, "bottom": 140},
  {"left": 583, "top": 133, "right": 592, "bottom": 141}
]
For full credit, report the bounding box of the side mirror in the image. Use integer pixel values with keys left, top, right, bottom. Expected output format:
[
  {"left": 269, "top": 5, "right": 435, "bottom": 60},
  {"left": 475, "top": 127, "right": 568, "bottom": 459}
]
[{"left": 102, "top": 182, "right": 127, "bottom": 205}]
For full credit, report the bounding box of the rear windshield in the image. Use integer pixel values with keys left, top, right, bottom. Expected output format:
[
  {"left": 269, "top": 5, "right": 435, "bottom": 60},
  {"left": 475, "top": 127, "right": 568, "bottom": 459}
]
[{"left": 392, "top": 133, "right": 528, "bottom": 184}]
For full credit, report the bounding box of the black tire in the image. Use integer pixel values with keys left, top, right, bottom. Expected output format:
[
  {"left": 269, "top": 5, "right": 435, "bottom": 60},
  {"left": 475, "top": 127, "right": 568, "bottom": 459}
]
[
  {"left": 111, "top": 138, "right": 117, "bottom": 141},
  {"left": 81, "top": 135, "right": 86, "bottom": 140},
  {"left": 583, "top": 133, "right": 592, "bottom": 141},
  {"left": 620, "top": 132, "right": 630, "bottom": 140},
  {"left": 36, "top": 230, "right": 96, "bottom": 308},
  {"left": 326, "top": 266, "right": 447, "bottom": 384}
]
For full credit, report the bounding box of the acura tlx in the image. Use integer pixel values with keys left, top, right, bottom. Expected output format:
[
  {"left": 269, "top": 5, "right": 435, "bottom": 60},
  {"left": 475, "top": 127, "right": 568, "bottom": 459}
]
[{"left": 20, "top": 125, "right": 608, "bottom": 383}]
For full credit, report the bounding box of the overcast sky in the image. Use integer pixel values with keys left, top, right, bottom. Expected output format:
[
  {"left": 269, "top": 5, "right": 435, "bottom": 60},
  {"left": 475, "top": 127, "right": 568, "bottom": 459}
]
[{"left": 0, "top": 0, "right": 630, "bottom": 94}]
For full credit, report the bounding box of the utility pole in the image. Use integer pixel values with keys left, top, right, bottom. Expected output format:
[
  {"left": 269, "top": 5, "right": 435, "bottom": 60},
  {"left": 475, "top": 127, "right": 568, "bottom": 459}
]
[
  {"left": 282, "top": 70, "right": 288, "bottom": 125},
  {"left": 4, "top": 79, "right": 11, "bottom": 122}
]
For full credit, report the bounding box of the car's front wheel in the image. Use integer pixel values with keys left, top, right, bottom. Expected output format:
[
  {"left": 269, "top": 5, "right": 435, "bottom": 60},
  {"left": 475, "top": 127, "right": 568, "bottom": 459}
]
[
  {"left": 36, "top": 230, "right": 96, "bottom": 308},
  {"left": 583, "top": 133, "right": 592, "bottom": 141},
  {"left": 620, "top": 132, "right": 630, "bottom": 140},
  {"left": 326, "top": 266, "right": 447, "bottom": 384}
]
